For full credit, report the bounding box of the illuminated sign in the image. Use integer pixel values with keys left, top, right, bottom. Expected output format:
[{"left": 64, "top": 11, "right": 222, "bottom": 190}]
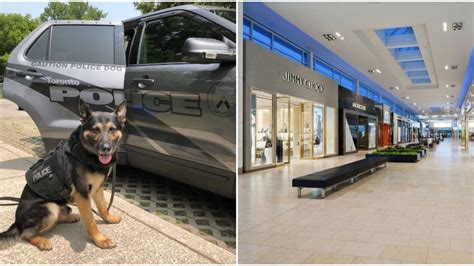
[{"left": 352, "top": 102, "right": 366, "bottom": 111}]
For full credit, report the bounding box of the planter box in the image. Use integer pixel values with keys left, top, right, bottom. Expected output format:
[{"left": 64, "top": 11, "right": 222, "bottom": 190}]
[{"left": 366, "top": 153, "right": 420, "bottom": 163}]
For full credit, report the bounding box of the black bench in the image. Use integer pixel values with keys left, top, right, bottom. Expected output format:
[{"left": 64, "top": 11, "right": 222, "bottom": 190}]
[{"left": 292, "top": 157, "right": 388, "bottom": 198}]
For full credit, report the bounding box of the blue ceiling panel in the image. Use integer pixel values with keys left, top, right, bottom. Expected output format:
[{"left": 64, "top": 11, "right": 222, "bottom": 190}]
[
  {"left": 399, "top": 60, "right": 426, "bottom": 71},
  {"left": 376, "top": 26, "right": 431, "bottom": 85},
  {"left": 406, "top": 70, "right": 430, "bottom": 79},
  {"left": 411, "top": 78, "right": 431, "bottom": 84}
]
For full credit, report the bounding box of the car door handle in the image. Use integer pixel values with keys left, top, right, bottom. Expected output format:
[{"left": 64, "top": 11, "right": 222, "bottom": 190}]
[
  {"left": 15, "top": 70, "right": 43, "bottom": 79},
  {"left": 130, "top": 78, "right": 154, "bottom": 88}
]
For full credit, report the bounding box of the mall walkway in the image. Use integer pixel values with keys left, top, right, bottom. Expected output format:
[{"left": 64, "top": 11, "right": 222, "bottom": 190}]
[{"left": 239, "top": 140, "right": 474, "bottom": 264}]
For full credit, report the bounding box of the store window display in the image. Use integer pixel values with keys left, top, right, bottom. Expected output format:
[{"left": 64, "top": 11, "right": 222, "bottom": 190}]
[
  {"left": 313, "top": 105, "right": 324, "bottom": 157},
  {"left": 251, "top": 90, "right": 273, "bottom": 167}
]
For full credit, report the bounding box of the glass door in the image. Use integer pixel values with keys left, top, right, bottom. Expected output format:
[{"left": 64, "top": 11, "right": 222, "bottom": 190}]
[
  {"left": 301, "top": 102, "right": 312, "bottom": 158},
  {"left": 358, "top": 116, "right": 369, "bottom": 150},
  {"left": 251, "top": 90, "right": 273, "bottom": 167},
  {"left": 276, "top": 96, "right": 290, "bottom": 164}
]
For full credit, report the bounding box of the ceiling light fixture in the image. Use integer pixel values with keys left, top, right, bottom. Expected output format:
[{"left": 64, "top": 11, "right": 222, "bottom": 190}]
[
  {"left": 368, "top": 69, "right": 382, "bottom": 74},
  {"left": 323, "top": 33, "right": 337, "bottom": 41},
  {"left": 444, "top": 65, "right": 449, "bottom": 70},
  {"left": 395, "top": 86, "right": 400, "bottom": 90},
  {"left": 452, "top": 22, "right": 463, "bottom": 31},
  {"left": 335, "top": 32, "right": 341, "bottom": 37},
  {"left": 442, "top": 22, "right": 448, "bottom": 31},
  {"left": 340, "top": 36, "right": 344, "bottom": 40}
]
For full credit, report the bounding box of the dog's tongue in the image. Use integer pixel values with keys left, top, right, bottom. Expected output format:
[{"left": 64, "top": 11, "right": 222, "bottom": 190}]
[{"left": 98, "top": 154, "right": 112, "bottom": 165}]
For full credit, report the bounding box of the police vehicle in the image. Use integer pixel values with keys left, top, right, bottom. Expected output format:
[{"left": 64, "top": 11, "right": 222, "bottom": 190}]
[{"left": 3, "top": 5, "right": 236, "bottom": 198}]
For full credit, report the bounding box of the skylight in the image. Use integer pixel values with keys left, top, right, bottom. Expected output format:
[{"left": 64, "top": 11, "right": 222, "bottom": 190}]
[{"left": 376, "top": 26, "right": 431, "bottom": 85}]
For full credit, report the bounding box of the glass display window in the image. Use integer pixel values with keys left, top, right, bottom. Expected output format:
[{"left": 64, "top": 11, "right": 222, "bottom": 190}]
[
  {"left": 251, "top": 90, "right": 273, "bottom": 167},
  {"left": 313, "top": 104, "right": 324, "bottom": 157},
  {"left": 301, "top": 102, "right": 312, "bottom": 158}
]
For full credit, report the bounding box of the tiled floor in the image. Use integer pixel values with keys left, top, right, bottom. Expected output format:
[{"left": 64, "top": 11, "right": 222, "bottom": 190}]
[{"left": 238, "top": 140, "right": 474, "bottom": 264}]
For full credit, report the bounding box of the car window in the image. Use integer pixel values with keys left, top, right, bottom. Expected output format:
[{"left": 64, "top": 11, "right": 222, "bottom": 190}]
[
  {"left": 49, "top": 25, "right": 114, "bottom": 64},
  {"left": 138, "top": 13, "right": 235, "bottom": 64},
  {"left": 26, "top": 28, "right": 50, "bottom": 60}
]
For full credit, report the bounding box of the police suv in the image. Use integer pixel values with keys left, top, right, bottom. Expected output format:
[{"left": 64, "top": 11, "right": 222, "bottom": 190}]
[{"left": 3, "top": 5, "right": 236, "bottom": 198}]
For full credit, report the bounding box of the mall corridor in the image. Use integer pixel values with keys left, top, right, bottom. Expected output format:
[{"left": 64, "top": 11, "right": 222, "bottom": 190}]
[{"left": 239, "top": 140, "right": 474, "bottom": 263}]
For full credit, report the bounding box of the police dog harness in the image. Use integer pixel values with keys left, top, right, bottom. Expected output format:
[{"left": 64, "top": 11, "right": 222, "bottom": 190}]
[{"left": 25, "top": 140, "right": 113, "bottom": 202}]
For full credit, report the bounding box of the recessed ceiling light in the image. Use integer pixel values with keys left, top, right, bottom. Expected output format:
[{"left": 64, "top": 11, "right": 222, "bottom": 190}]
[
  {"left": 340, "top": 36, "right": 344, "bottom": 40},
  {"left": 395, "top": 86, "right": 400, "bottom": 90},
  {"left": 368, "top": 69, "right": 382, "bottom": 74},
  {"left": 323, "top": 33, "right": 337, "bottom": 41},
  {"left": 406, "top": 96, "right": 410, "bottom": 99},
  {"left": 413, "top": 103, "right": 417, "bottom": 105},
  {"left": 452, "top": 22, "right": 463, "bottom": 31},
  {"left": 442, "top": 22, "right": 448, "bottom": 31},
  {"left": 335, "top": 32, "right": 341, "bottom": 37},
  {"left": 444, "top": 65, "right": 449, "bottom": 70}
]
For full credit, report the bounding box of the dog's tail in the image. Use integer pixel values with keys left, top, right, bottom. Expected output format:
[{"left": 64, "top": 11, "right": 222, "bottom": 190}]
[{"left": 0, "top": 224, "right": 20, "bottom": 250}]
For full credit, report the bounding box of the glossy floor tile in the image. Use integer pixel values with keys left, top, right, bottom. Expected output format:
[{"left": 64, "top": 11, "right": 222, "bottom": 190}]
[{"left": 238, "top": 140, "right": 474, "bottom": 264}]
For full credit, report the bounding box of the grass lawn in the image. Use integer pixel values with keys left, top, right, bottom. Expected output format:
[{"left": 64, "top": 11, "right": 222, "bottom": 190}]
[{"left": 0, "top": 83, "right": 3, "bottom": 99}]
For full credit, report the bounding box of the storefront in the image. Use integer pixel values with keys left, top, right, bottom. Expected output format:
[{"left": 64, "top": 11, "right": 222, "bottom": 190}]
[
  {"left": 376, "top": 104, "right": 391, "bottom": 147},
  {"left": 411, "top": 120, "right": 421, "bottom": 142},
  {"left": 243, "top": 41, "right": 339, "bottom": 172},
  {"left": 391, "top": 113, "right": 413, "bottom": 144},
  {"left": 338, "top": 87, "right": 378, "bottom": 155}
]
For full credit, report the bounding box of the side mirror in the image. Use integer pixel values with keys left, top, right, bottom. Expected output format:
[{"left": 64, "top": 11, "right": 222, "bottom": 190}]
[{"left": 182, "top": 37, "right": 235, "bottom": 63}]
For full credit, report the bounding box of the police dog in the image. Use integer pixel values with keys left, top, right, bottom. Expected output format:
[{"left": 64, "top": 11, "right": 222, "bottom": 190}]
[{"left": 0, "top": 99, "right": 126, "bottom": 251}]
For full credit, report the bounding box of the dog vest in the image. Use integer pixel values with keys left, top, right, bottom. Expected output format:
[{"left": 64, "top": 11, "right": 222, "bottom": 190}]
[
  {"left": 25, "top": 128, "right": 114, "bottom": 202},
  {"left": 25, "top": 141, "right": 72, "bottom": 202}
]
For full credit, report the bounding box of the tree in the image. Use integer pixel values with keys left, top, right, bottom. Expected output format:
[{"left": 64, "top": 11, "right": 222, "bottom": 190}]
[
  {"left": 0, "top": 13, "right": 39, "bottom": 75},
  {"left": 39, "top": 1, "right": 107, "bottom": 22},
  {"left": 133, "top": 1, "right": 235, "bottom": 14}
]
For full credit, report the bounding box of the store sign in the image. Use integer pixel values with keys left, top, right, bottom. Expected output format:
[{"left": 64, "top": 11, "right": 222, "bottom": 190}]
[
  {"left": 282, "top": 72, "right": 324, "bottom": 93},
  {"left": 352, "top": 102, "right": 366, "bottom": 111}
]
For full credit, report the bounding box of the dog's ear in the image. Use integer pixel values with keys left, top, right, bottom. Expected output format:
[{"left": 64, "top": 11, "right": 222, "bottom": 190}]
[
  {"left": 115, "top": 101, "right": 127, "bottom": 125},
  {"left": 79, "top": 99, "right": 92, "bottom": 123}
]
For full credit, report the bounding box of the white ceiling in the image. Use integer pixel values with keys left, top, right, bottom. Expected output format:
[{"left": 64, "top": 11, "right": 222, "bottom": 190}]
[{"left": 265, "top": 2, "right": 473, "bottom": 116}]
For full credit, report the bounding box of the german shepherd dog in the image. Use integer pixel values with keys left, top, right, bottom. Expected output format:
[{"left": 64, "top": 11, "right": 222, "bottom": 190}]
[{"left": 0, "top": 100, "right": 126, "bottom": 251}]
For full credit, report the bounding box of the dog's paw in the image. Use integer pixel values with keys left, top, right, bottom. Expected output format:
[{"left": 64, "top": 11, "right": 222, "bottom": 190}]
[
  {"left": 31, "top": 238, "right": 52, "bottom": 251},
  {"left": 92, "top": 234, "right": 116, "bottom": 249},
  {"left": 104, "top": 214, "right": 122, "bottom": 224}
]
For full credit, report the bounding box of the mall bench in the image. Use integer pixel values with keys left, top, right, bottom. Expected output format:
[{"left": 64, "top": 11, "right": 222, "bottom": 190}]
[{"left": 292, "top": 157, "right": 388, "bottom": 198}]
